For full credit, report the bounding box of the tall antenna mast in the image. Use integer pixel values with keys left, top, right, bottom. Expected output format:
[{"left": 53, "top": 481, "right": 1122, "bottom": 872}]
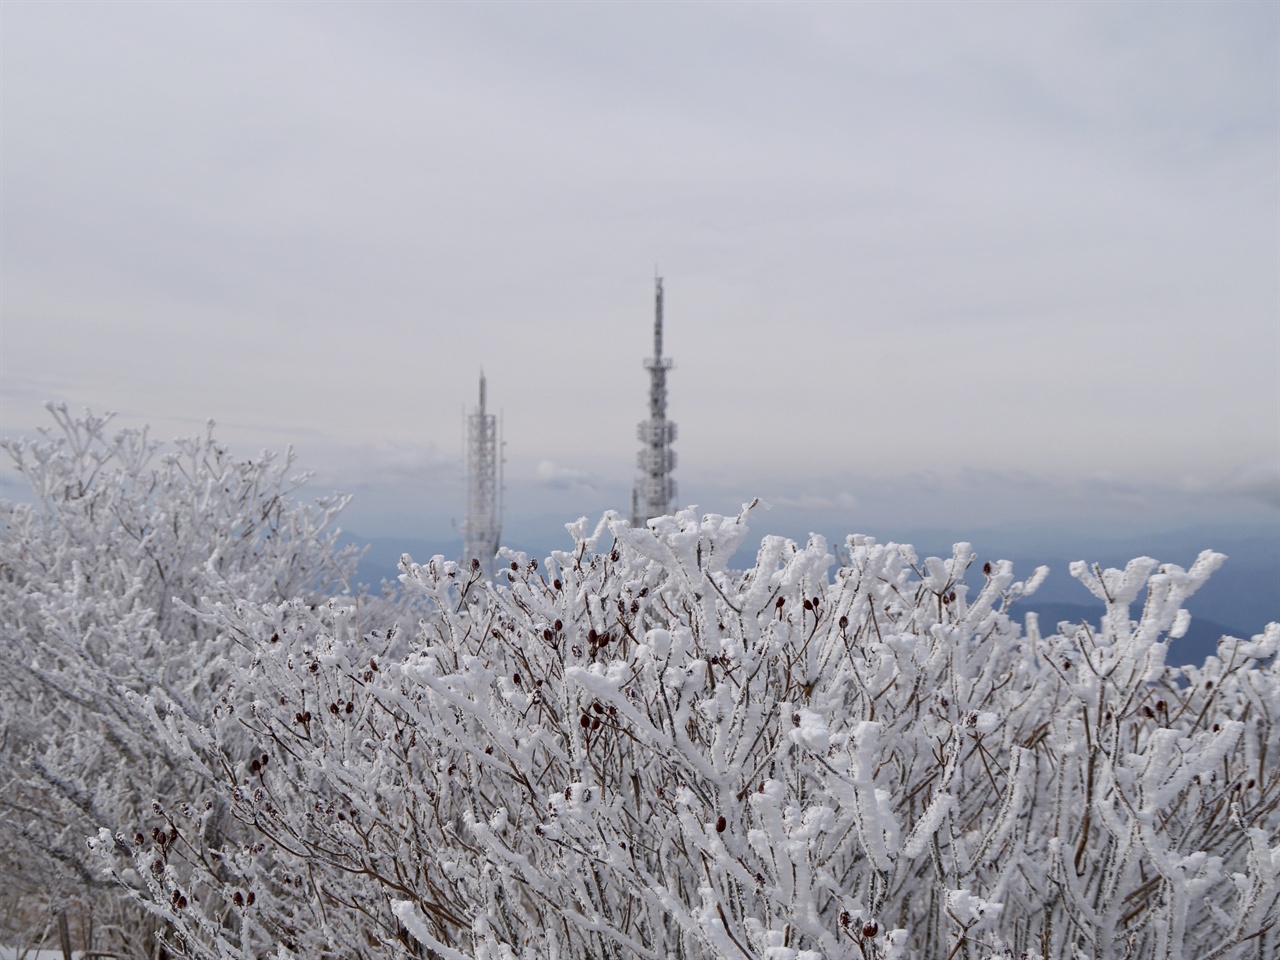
[
  {"left": 632, "top": 276, "right": 677, "bottom": 526},
  {"left": 463, "top": 370, "right": 502, "bottom": 579}
]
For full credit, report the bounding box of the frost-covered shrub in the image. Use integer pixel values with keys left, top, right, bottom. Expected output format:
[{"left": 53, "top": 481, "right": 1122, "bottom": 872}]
[
  {"left": 0, "top": 405, "right": 359, "bottom": 956},
  {"left": 93, "top": 504, "right": 1280, "bottom": 960}
]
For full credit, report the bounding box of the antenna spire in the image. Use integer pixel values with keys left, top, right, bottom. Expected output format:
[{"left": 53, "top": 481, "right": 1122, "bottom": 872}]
[{"left": 631, "top": 276, "right": 677, "bottom": 527}]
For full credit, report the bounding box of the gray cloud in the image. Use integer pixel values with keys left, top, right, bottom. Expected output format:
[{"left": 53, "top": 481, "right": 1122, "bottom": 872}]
[
  {"left": 535, "top": 460, "right": 597, "bottom": 492},
  {"left": 2, "top": 2, "right": 1275, "bottom": 544},
  {"left": 1223, "top": 457, "right": 1280, "bottom": 510},
  {"left": 764, "top": 492, "right": 859, "bottom": 512}
]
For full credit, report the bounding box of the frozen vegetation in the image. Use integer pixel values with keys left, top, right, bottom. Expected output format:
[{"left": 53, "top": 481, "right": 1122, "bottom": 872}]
[{"left": 1, "top": 407, "right": 1277, "bottom": 959}]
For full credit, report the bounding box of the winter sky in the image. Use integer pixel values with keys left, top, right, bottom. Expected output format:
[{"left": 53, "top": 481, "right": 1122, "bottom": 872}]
[{"left": 2, "top": 2, "right": 1277, "bottom": 554}]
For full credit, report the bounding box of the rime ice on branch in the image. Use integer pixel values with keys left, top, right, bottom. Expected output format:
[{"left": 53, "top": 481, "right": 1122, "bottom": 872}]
[
  {"left": 0, "top": 403, "right": 361, "bottom": 959},
  {"left": 86, "top": 500, "right": 1280, "bottom": 960}
]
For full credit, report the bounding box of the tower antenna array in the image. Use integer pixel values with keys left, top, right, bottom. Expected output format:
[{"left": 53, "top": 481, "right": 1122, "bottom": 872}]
[
  {"left": 463, "top": 371, "right": 502, "bottom": 579},
  {"left": 631, "top": 276, "right": 677, "bottom": 526}
]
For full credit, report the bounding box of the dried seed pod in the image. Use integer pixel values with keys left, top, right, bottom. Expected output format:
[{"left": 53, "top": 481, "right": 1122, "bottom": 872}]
[{"left": 715, "top": 815, "right": 727, "bottom": 833}]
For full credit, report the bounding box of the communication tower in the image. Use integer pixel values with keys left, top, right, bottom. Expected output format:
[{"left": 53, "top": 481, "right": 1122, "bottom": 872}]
[
  {"left": 463, "top": 371, "right": 502, "bottom": 579},
  {"left": 631, "top": 277, "right": 677, "bottom": 526}
]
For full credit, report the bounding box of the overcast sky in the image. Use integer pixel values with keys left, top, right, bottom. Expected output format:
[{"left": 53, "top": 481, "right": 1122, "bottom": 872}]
[{"left": 2, "top": 1, "right": 1277, "bottom": 551}]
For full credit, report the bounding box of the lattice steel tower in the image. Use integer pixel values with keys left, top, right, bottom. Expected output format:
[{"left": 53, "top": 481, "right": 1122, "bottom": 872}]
[
  {"left": 631, "top": 277, "right": 677, "bottom": 526},
  {"left": 463, "top": 371, "right": 502, "bottom": 579}
]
